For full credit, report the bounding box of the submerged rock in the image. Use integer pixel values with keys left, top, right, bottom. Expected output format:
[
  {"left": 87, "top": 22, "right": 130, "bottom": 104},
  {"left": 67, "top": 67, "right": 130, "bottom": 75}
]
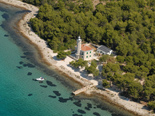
[
  {"left": 27, "top": 72, "right": 32, "bottom": 75},
  {"left": 40, "top": 85, "right": 47, "bottom": 88},
  {"left": 93, "top": 112, "right": 101, "bottom": 116},
  {"left": 46, "top": 80, "right": 56, "bottom": 87},
  {"left": 58, "top": 97, "right": 72, "bottom": 103},
  {"left": 28, "top": 94, "right": 33, "bottom": 96},
  {"left": 73, "top": 100, "right": 82, "bottom": 107},
  {"left": 48, "top": 95, "right": 56, "bottom": 98},
  {"left": 53, "top": 91, "right": 61, "bottom": 96},
  {"left": 77, "top": 109, "right": 86, "bottom": 114}
]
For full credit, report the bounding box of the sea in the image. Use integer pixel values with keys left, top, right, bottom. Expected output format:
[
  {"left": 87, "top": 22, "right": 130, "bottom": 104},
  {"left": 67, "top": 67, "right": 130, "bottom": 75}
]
[{"left": 0, "top": 3, "right": 134, "bottom": 116}]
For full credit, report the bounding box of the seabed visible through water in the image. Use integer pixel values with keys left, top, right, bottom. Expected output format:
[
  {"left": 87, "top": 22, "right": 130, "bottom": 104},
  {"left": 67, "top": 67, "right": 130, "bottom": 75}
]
[{"left": 0, "top": 2, "right": 134, "bottom": 116}]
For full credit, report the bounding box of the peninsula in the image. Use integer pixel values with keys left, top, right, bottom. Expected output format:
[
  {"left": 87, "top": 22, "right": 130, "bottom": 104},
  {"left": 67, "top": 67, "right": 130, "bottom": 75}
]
[{"left": 0, "top": 0, "right": 155, "bottom": 116}]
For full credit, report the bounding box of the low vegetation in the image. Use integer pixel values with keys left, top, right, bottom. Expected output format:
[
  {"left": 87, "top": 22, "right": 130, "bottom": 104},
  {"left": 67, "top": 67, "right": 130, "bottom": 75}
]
[
  {"left": 70, "top": 58, "right": 87, "bottom": 68},
  {"left": 23, "top": 0, "right": 155, "bottom": 111},
  {"left": 57, "top": 51, "right": 71, "bottom": 59}
]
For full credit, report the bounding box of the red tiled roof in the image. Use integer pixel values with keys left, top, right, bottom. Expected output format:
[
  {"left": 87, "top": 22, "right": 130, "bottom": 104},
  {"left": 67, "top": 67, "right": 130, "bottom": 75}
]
[{"left": 81, "top": 44, "right": 93, "bottom": 51}]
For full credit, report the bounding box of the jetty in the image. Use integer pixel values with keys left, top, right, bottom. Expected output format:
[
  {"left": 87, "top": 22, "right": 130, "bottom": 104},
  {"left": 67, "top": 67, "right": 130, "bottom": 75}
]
[{"left": 73, "top": 80, "right": 98, "bottom": 95}]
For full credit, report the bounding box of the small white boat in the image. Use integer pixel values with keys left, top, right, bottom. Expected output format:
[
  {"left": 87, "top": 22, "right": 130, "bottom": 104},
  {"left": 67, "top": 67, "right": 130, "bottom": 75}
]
[{"left": 35, "top": 77, "right": 44, "bottom": 81}]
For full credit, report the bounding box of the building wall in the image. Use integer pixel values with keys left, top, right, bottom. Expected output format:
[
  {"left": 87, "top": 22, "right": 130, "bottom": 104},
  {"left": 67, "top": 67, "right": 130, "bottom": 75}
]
[
  {"left": 97, "top": 49, "right": 106, "bottom": 54},
  {"left": 81, "top": 50, "right": 94, "bottom": 60},
  {"left": 96, "top": 49, "right": 113, "bottom": 55},
  {"left": 107, "top": 50, "right": 113, "bottom": 55}
]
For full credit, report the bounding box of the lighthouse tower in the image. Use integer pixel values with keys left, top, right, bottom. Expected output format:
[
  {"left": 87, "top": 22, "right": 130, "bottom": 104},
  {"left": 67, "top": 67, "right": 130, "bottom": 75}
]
[{"left": 76, "top": 36, "right": 81, "bottom": 59}]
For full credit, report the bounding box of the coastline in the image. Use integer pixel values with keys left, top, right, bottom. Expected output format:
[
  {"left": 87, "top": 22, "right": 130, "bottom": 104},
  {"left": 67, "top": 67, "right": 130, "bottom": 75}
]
[{"left": 0, "top": 0, "right": 154, "bottom": 116}]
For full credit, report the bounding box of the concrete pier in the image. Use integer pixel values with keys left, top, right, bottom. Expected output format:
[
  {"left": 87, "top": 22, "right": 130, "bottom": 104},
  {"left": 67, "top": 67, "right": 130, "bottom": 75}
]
[{"left": 73, "top": 80, "right": 98, "bottom": 95}]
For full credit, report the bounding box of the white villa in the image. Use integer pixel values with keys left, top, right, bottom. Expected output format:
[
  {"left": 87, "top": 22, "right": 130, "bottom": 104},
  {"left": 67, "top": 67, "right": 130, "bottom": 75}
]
[
  {"left": 76, "top": 36, "right": 94, "bottom": 61},
  {"left": 75, "top": 36, "right": 113, "bottom": 60},
  {"left": 96, "top": 45, "right": 113, "bottom": 55}
]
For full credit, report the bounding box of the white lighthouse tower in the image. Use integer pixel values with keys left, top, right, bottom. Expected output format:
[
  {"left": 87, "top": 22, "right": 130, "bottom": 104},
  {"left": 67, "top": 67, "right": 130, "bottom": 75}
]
[{"left": 76, "top": 36, "right": 81, "bottom": 59}]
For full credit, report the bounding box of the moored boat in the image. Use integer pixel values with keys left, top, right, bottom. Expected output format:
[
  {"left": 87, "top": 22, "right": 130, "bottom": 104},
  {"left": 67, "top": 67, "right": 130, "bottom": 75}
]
[{"left": 35, "top": 77, "right": 44, "bottom": 81}]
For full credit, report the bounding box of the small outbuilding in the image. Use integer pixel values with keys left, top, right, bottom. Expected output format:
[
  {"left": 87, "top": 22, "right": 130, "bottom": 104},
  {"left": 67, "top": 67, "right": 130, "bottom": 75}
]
[{"left": 97, "top": 45, "right": 113, "bottom": 55}]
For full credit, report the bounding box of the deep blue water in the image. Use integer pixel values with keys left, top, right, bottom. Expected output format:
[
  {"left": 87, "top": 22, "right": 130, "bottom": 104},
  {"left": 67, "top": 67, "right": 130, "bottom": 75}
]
[{"left": 0, "top": 3, "right": 134, "bottom": 116}]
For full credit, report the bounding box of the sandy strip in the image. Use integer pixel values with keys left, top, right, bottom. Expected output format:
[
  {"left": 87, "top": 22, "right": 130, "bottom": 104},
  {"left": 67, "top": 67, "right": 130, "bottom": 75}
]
[{"left": 0, "top": 0, "right": 155, "bottom": 116}]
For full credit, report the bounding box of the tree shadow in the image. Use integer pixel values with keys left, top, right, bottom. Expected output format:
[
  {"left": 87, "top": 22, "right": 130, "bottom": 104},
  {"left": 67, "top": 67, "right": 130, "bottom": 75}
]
[
  {"left": 80, "top": 70, "right": 93, "bottom": 80},
  {"left": 98, "top": 64, "right": 103, "bottom": 72},
  {"left": 142, "top": 105, "right": 149, "bottom": 110},
  {"left": 53, "top": 56, "right": 61, "bottom": 61},
  {"left": 67, "top": 64, "right": 80, "bottom": 72},
  {"left": 108, "top": 85, "right": 120, "bottom": 92}
]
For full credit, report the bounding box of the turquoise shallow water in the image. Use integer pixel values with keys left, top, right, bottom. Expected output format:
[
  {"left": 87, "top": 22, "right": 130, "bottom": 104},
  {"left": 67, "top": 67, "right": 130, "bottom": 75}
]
[{"left": 0, "top": 3, "right": 134, "bottom": 116}]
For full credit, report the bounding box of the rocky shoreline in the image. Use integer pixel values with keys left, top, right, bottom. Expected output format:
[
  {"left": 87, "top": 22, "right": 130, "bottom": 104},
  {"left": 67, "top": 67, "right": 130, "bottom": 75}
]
[{"left": 0, "top": 0, "right": 154, "bottom": 116}]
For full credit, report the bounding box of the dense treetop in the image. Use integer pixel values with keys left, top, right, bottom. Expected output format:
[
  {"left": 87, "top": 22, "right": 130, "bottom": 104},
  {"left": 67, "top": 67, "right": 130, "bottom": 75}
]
[{"left": 23, "top": 0, "right": 155, "bottom": 109}]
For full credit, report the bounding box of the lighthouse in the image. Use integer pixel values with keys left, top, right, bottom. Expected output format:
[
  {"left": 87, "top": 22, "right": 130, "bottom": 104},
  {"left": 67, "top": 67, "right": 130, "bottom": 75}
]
[{"left": 76, "top": 36, "right": 81, "bottom": 59}]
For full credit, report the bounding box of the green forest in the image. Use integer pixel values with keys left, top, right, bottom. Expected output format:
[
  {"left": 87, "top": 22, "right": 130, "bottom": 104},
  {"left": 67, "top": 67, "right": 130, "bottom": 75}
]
[{"left": 22, "top": 0, "right": 155, "bottom": 110}]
